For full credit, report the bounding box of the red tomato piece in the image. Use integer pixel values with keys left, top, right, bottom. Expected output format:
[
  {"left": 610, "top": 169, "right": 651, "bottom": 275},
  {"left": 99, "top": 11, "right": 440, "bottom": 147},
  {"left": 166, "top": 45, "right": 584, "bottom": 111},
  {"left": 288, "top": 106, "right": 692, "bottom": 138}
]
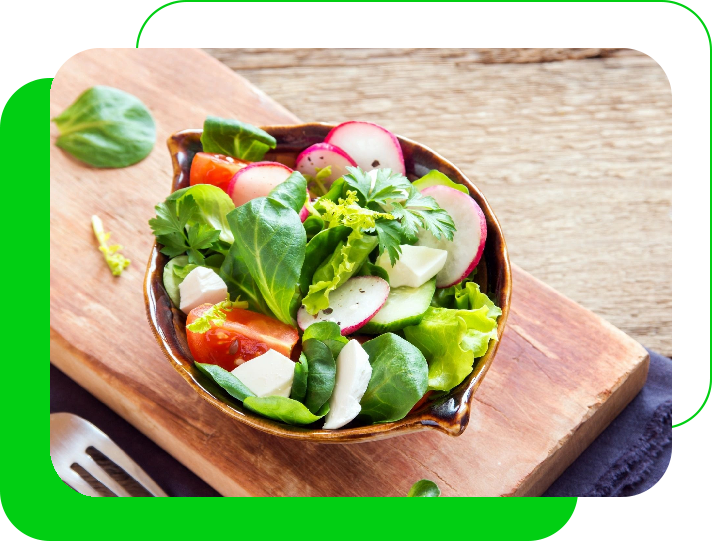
[
  {"left": 189, "top": 152, "right": 249, "bottom": 192},
  {"left": 186, "top": 305, "right": 299, "bottom": 372}
]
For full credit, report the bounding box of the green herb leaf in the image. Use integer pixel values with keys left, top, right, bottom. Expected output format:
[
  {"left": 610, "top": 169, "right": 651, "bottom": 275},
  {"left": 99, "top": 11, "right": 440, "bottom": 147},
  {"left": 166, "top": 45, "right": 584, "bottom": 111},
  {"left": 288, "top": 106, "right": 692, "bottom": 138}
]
[
  {"left": 290, "top": 354, "right": 309, "bottom": 403},
  {"left": 243, "top": 396, "right": 329, "bottom": 426},
  {"left": 219, "top": 244, "right": 273, "bottom": 316},
  {"left": 186, "top": 295, "right": 249, "bottom": 333},
  {"left": 359, "top": 333, "right": 428, "bottom": 423},
  {"left": 402, "top": 187, "right": 456, "bottom": 241},
  {"left": 91, "top": 215, "right": 130, "bottom": 276},
  {"left": 302, "top": 234, "right": 379, "bottom": 315},
  {"left": 302, "top": 322, "right": 348, "bottom": 359},
  {"left": 166, "top": 184, "right": 235, "bottom": 244},
  {"left": 302, "top": 339, "right": 337, "bottom": 415},
  {"left": 201, "top": 116, "right": 276, "bottom": 161},
  {"left": 374, "top": 219, "right": 404, "bottom": 266},
  {"left": 412, "top": 170, "right": 469, "bottom": 195},
  {"left": 52, "top": 86, "right": 156, "bottom": 168},
  {"left": 300, "top": 226, "right": 351, "bottom": 296},
  {"left": 268, "top": 171, "right": 308, "bottom": 214},
  {"left": 407, "top": 479, "right": 441, "bottom": 497},
  {"left": 228, "top": 197, "right": 306, "bottom": 326},
  {"left": 195, "top": 363, "right": 255, "bottom": 402}
]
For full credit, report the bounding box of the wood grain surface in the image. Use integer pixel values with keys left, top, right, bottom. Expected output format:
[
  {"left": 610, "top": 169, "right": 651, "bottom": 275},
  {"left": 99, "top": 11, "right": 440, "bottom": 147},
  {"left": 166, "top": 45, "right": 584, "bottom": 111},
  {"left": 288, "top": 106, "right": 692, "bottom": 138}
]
[
  {"left": 50, "top": 48, "right": 649, "bottom": 497},
  {"left": 205, "top": 48, "right": 672, "bottom": 357}
]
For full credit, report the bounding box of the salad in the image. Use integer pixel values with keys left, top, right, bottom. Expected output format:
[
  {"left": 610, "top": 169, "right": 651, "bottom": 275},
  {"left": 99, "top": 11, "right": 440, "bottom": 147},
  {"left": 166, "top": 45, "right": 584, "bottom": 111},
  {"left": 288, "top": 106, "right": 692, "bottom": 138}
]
[{"left": 149, "top": 117, "right": 502, "bottom": 430}]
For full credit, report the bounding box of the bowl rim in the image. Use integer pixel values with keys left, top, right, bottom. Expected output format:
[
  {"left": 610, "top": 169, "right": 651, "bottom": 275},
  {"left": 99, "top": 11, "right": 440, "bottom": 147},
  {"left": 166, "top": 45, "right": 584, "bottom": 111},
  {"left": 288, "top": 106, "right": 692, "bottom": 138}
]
[{"left": 144, "top": 123, "right": 512, "bottom": 443}]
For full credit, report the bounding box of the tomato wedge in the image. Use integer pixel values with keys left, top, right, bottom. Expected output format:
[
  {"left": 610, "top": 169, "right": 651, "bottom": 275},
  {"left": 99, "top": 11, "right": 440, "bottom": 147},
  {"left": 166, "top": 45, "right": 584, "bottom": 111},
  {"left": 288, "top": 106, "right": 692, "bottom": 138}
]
[
  {"left": 190, "top": 152, "right": 249, "bottom": 192},
  {"left": 186, "top": 305, "right": 299, "bottom": 372}
]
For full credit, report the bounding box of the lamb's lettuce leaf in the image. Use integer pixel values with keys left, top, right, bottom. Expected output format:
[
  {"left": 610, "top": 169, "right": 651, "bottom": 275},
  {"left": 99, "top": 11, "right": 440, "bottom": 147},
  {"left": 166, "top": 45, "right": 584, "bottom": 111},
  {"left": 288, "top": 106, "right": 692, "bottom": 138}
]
[
  {"left": 407, "top": 479, "right": 441, "bottom": 497},
  {"left": 195, "top": 363, "right": 255, "bottom": 402},
  {"left": 359, "top": 333, "right": 428, "bottom": 424},
  {"left": 290, "top": 354, "right": 309, "bottom": 404},
  {"left": 302, "top": 339, "right": 336, "bottom": 415},
  {"left": 302, "top": 322, "right": 348, "bottom": 358},
  {"left": 243, "top": 396, "right": 329, "bottom": 426},
  {"left": 228, "top": 197, "right": 305, "bottom": 326},
  {"left": 201, "top": 116, "right": 276, "bottom": 162},
  {"left": 219, "top": 244, "right": 273, "bottom": 316},
  {"left": 268, "top": 171, "right": 308, "bottom": 214}
]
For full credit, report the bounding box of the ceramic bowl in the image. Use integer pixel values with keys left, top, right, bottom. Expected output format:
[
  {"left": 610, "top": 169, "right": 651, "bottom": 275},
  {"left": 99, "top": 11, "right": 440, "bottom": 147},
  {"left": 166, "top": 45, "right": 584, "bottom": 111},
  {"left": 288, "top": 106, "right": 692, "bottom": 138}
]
[{"left": 145, "top": 124, "right": 511, "bottom": 443}]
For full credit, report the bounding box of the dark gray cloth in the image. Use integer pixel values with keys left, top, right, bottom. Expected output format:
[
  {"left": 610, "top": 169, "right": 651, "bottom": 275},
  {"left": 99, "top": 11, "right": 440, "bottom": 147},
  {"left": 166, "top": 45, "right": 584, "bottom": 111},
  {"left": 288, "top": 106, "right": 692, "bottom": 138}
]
[
  {"left": 50, "top": 349, "right": 672, "bottom": 497},
  {"left": 544, "top": 349, "right": 672, "bottom": 497}
]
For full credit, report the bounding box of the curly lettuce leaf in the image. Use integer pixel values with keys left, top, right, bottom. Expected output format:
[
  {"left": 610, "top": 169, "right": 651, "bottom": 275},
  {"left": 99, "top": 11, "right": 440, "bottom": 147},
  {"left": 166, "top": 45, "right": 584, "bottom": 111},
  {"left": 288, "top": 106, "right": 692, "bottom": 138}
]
[
  {"left": 302, "top": 234, "right": 379, "bottom": 315},
  {"left": 412, "top": 170, "right": 469, "bottom": 195},
  {"left": 404, "top": 283, "right": 501, "bottom": 391}
]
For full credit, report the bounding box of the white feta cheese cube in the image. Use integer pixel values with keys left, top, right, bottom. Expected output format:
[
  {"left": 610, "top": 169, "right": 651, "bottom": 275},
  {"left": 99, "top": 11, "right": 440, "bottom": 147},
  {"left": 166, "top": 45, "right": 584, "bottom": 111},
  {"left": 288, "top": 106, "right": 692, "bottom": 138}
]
[
  {"left": 376, "top": 245, "right": 448, "bottom": 288},
  {"left": 231, "top": 349, "right": 295, "bottom": 398},
  {"left": 323, "top": 340, "right": 373, "bottom": 430},
  {"left": 178, "top": 267, "right": 228, "bottom": 314}
]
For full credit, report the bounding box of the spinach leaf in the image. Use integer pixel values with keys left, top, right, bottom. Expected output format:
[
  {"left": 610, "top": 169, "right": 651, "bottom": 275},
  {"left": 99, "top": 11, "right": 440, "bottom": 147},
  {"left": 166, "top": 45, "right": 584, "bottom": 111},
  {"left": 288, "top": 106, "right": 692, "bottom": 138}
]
[
  {"left": 356, "top": 260, "right": 390, "bottom": 283},
  {"left": 52, "top": 86, "right": 156, "bottom": 168},
  {"left": 359, "top": 333, "right": 428, "bottom": 423},
  {"left": 302, "top": 339, "right": 337, "bottom": 415},
  {"left": 195, "top": 363, "right": 255, "bottom": 402},
  {"left": 228, "top": 197, "right": 306, "bottom": 326},
  {"left": 407, "top": 479, "right": 441, "bottom": 497},
  {"left": 268, "top": 172, "right": 308, "bottom": 214},
  {"left": 201, "top": 116, "right": 276, "bottom": 161},
  {"left": 302, "top": 322, "right": 348, "bottom": 358},
  {"left": 219, "top": 243, "right": 273, "bottom": 316},
  {"left": 290, "top": 353, "right": 309, "bottom": 403},
  {"left": 303, "top": 215, "right": 325, "bottom": 239},
  {"left": 300, "top": 226, "right": 351, "bottom": 296},
  {"left": 243, "top": 396, "right": 329, "bottom": 426},
  {"left": 167, "top": 184, "right": 235, "bottom": 244}
]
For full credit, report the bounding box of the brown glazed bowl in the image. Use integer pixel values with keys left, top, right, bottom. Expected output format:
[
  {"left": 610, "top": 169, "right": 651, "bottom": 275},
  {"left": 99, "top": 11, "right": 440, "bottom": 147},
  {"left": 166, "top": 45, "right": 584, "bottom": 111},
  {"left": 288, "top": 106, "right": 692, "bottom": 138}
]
[{"left": 145, "top": 124, "right": 511, "bottom": 443}]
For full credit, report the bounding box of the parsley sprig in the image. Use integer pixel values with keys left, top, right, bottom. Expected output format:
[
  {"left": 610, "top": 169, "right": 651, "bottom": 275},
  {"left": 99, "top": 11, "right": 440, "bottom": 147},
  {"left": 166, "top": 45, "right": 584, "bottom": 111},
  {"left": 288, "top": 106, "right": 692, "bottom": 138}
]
[
  {"left": 148, "top": 194, "right": 221, "bottom": 265},
  {"left": 338, "top": 167, "right": 456, "bottom": 264}
]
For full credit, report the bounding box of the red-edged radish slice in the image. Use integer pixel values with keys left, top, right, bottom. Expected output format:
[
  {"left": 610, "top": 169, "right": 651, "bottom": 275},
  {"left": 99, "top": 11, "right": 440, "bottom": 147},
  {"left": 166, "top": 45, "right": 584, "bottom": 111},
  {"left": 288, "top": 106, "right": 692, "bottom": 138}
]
[
  {"left": 299, "top": 205, "right": 310, "bottom": 222},
  {"left": 325, "top": 121, "right": 406, "bottom": 175},
  {"left": 416, "top": 186, "right": 487, "bottom": 288},
  {"left": 296, "top": 143, "right": 356, "bottom": 186},
  {"left": 227, "top": 161, "right": 293, "bottom": 207},
  {"left": 297, "top": 276, "right": 390, "bottom": 336}
]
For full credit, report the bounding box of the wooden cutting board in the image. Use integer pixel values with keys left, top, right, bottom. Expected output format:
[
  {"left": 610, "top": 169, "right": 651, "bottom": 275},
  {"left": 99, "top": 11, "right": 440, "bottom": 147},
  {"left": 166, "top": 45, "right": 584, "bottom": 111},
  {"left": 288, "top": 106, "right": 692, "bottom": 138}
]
[{"left": 49, "top": 48, "right": 649, "bottom": 497}]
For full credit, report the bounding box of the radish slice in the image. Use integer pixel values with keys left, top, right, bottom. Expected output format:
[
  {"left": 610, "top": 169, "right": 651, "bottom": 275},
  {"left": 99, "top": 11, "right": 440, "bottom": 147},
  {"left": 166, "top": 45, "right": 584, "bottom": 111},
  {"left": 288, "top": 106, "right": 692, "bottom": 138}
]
[
  {"left": 416, "top": 186, "right": 487, "bottom": 288},
  {"left": 325, "top": 121, "right": 406, "bottom": 175},
  {"left": 227, "top": 161, "right": 293, "bottom": 207},
  {"left": 297, "top": 276, "right": 390, "bottom": 335},
  {"left": 296, "top": 143, "right": 356, "bottom": 186}
]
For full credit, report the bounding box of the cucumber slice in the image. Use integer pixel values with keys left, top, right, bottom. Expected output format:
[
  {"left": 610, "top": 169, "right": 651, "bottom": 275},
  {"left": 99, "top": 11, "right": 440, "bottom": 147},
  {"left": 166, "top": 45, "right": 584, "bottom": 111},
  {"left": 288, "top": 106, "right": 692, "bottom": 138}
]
[
  {"left": 163, "top": 255, "right": 190, "bottom": 308},
  {"left": 360, "top": 278, "right": 436, "bottom": 334}
]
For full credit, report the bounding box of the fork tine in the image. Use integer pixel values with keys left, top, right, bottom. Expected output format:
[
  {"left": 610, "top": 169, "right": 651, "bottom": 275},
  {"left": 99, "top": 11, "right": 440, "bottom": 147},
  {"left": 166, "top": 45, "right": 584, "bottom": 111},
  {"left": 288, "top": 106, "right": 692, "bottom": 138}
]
[
  {"left": 62, "top": 469, "right": 103, "bottom": 498},
  {"left": 77, "top": 456, "right": 132, "bottom": 497},
  {"left": 91, "top": 438, "right": 168, "bottom": 497}
]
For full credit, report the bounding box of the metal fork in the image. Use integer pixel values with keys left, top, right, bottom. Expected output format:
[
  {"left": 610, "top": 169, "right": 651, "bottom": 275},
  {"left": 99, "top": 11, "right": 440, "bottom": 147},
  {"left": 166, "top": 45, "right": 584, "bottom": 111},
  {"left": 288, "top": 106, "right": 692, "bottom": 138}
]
[{"left": 50, "top": 413, "right": 167, "bottom": 497}]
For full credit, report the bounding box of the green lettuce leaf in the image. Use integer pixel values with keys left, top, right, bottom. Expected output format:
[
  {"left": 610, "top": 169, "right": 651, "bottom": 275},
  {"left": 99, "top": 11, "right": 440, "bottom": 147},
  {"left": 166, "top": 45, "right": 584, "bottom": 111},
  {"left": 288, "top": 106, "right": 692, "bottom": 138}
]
[
  {"left": 219, "top": 244, "right": 273, "bottom": 316},
  {"left": 201, "top": 116, "right": 276, "bottom": 162},
  {"left": 412, "top": 170, "right": 469, "bottom": 195},
  {"left": 302, "top": 322, "right": 348, "bottom": 358},
  {"left": 290, "top": 354, "right": 309, "bottom": 404},
  {"left": 302, "top": 234, "right": 379, "bottom": 315},
  {"left": 300, "top": 226, "right": 351, "bottom": 296},
  {"left": 407, "top": 479, "right": 441, "bottom": 497},
  {"left": 166, "top": 184, "right": 235, "bottom": 244},
  {"left": 243, "top": 396, "right": 329, "bottom": 426},
  {"left": 228, "top": 197, "right": 306, "bottom": 326},
  {"left": 302, "top": 339, "right": 336, "bottom": 415},
  {"left": 195, "top": 363, "right": 255, "bottom": 402},
  {"left": 404, "top": 283, "right": 501, "bottom": 392},
  {"left": 268, "top": 171, "right": 308, "bottom": 214}
]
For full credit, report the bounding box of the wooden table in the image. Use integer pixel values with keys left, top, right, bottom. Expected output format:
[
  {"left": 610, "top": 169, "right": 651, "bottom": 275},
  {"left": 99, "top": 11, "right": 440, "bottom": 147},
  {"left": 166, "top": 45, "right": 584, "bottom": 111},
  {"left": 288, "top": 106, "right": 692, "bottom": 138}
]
[{"left": 206, "top": 48, "right": 672, "bottom": 357}]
